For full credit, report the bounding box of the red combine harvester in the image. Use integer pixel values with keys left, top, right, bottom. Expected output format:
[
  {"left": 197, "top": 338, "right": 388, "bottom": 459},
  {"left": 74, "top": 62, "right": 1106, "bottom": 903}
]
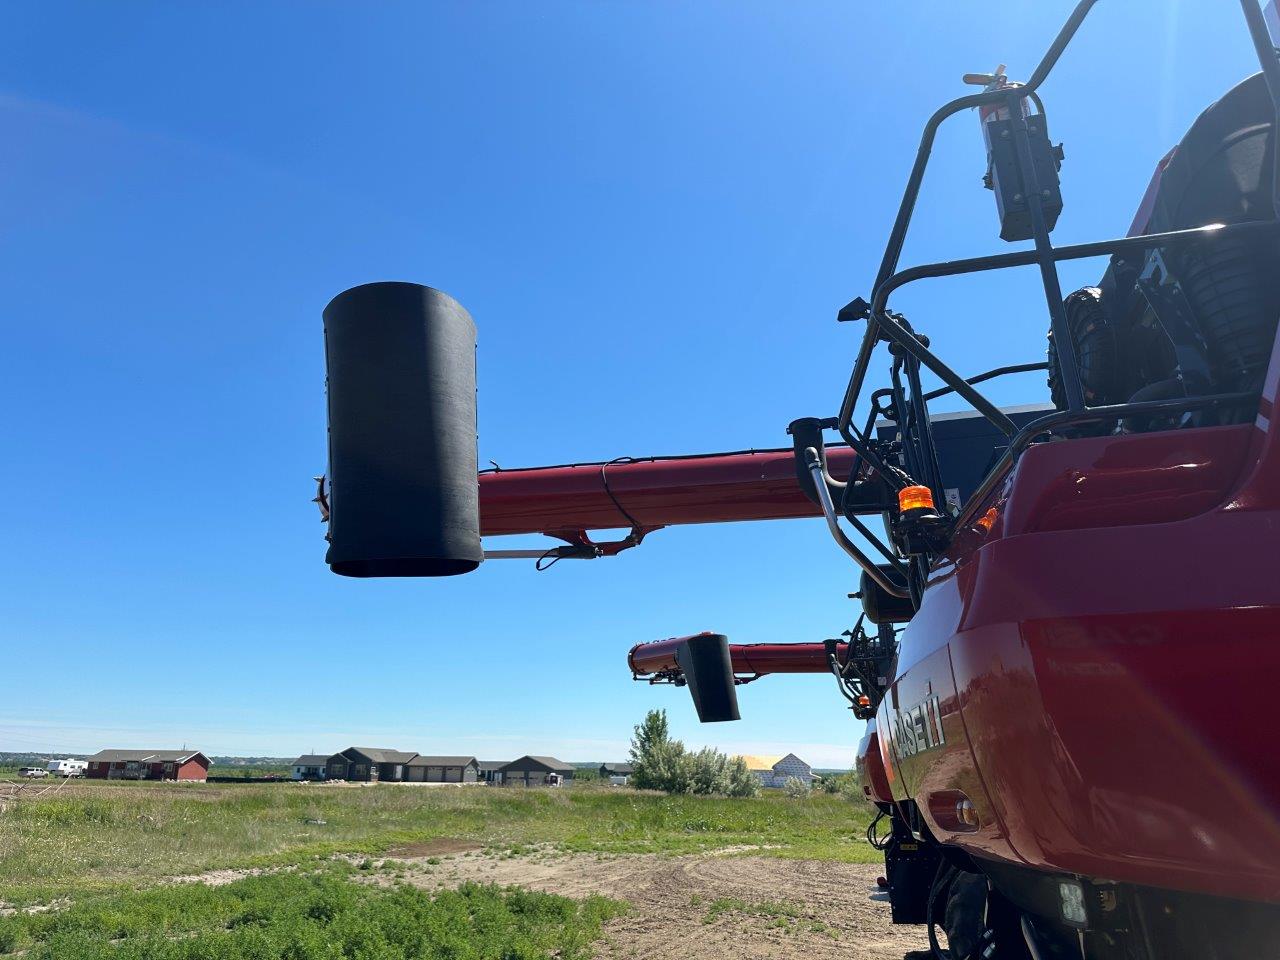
[{"left": 317, "top": 2, "right": 1280, "bottom": 957}]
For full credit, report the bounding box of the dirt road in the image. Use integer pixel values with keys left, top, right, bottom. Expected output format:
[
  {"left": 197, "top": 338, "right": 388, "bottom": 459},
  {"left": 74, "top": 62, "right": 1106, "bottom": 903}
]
[{"left": 390, "top": 845, "right": 930, "bottom": 960}]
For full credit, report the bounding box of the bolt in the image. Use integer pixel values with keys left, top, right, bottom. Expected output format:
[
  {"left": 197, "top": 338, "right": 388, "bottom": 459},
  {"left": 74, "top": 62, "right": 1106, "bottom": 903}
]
[
  {"left": 1013, "top": 193, "right": 1023, "bottom": 203},
  {"left": 1001, "top": 130, "right": 1010, "bottom": 139},
  {"left": 1042, "top": 189, "right": 1052, "bottom": 199}
]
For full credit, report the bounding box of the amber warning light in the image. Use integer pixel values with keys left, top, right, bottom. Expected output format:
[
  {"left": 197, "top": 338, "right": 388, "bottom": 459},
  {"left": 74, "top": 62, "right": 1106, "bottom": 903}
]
[{"left": 898, "top": 486, "right": 936, "bottom": 513}]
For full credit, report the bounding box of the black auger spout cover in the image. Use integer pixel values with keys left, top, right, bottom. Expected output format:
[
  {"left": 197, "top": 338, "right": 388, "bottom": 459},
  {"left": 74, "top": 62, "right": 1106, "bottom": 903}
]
[{"left": 322, "top": 282, "right": 482, "bottom": 577}]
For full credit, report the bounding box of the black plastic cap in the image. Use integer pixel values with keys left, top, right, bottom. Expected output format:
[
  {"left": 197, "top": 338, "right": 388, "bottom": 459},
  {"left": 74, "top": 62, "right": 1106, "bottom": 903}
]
[
  {"left": 323, "top": 282, "right": 482, "bottom": 577},
  {"left": 860, "top": 567, "right": 915, "bottom": 624},
  {"left": 676, "top": 633, "right": 741, "bottom": 723}
]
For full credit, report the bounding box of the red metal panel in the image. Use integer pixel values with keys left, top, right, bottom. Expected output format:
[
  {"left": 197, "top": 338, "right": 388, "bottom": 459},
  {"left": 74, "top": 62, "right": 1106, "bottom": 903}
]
[
  {"left": 856, "top": 729, "right": 893, "bottom": 805},
  {"left": 479, "top": 447, "right": 857, "bottom": 537},
  {"left": 997, "top": 424, "right": 1253, "bottom": 536},
  {"left": 899, "top": 422, "right": 1280, "bottom": 902},
  {"left": 882, "top": 623, "right": 1016, "bottom": 856},
  {"left": 947, "top": 521, "right": 1280, "bottom": 901}
]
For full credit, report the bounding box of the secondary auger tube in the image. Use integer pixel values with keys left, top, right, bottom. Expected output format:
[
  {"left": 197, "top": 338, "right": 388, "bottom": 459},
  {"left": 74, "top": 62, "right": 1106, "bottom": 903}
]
[{"left": 323, "top": 282, "right": 483, "bottom": 577}]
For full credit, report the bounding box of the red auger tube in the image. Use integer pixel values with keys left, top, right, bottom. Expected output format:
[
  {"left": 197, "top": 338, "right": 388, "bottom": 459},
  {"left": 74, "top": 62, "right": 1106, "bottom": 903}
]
[
  {"left": 478, "top": 447, "right": 857, "bottom": 537},
  {"left": 628, "top": 634, "right": 846, "bottom": 678}
]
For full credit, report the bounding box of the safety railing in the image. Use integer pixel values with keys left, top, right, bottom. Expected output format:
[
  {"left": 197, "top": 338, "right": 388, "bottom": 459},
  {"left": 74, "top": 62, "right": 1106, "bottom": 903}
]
[{"left": 831, "top": 0, "right": 1280, "bottom": 523}]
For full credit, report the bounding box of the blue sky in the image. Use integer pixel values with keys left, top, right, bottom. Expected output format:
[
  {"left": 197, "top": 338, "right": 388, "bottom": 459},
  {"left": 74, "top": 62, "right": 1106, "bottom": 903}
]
[{"left": 1, "top": 2, "right": 1256, "bottom": 767}]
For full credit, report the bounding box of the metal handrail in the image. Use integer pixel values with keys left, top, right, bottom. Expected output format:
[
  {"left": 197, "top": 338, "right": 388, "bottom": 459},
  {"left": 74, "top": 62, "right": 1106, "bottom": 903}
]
[
  {"left": 921, "top": 362, "right": 1048, "bottom": 402},
  {"left": 839, "top": 1, "right": 1280, "bottom": 441},
  {"left": 871, "top": 0, "right": 1102, "bottom": 293},
  {"left": 805, "top": 448, "right": 910, "bottom": 597},
  {"left": 838, "top": 220, "right": 1280, "bottom": 444},
  {"left": 840, "top": 1, "right": 1105, "bottom": 454}
]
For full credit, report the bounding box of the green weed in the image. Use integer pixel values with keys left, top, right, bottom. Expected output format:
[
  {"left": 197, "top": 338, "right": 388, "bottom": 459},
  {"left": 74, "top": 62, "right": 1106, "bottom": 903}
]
[
  {"left": 704, "top": 896, "right": 802, "bottom": 924},
  {"left": 0, "top": 868, "right": 625, "bottom": 959}
]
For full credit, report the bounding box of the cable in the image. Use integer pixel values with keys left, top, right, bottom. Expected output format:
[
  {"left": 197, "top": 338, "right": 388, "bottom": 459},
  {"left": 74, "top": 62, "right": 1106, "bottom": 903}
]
[
  {"left": 866, "top": 811, "right": 892, "bottom": 850},
  {"left": 599, "top": 457, "right": 644, "bottom": 530},
  {"left": 477, "top": 444, "right": 830, "bottom": 476},
  {"left": 535, "top": 547, "right": 565, "bottom": 572}
]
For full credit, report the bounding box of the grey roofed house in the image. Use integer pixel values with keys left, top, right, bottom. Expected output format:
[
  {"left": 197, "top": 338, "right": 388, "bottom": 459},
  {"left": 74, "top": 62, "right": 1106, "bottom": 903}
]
[
  {"left": 351, "top": 748, "right": 418, "bottom": 765},
  {"left": 477, "top": 760, "right": 507, "bottom": 783},
  {"left": 600, "top": 762, "right": 634, "bottom": 777},
  {"left": 523, "top": 756, "right": 575, "bottom": 772},
  {"left": 407, "top": 756, "right": 477, "bottom": 766},
  {"left": 405, "top": 756, "right": 479, "bottom": 783},
  {"left": 497, "top": 756, "right": 575, "bottom": 787},
  {"left": 325, "top": 747, "right": 418, "bottom": 783},
  {"left": 88, "top": 749, "right": 202, "bottom": 763}
]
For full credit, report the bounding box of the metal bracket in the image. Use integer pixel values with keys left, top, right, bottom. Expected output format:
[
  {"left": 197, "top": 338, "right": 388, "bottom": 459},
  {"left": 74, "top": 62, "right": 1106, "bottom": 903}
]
[
  {"left": 636, "top": 669, "right": 762, "bottom": 687},
  {"left": 483, "top": 525, "right": 663, "bottom": 566},
  {"left": 312, "top": 475, "right": 331, "bottom": 523}
]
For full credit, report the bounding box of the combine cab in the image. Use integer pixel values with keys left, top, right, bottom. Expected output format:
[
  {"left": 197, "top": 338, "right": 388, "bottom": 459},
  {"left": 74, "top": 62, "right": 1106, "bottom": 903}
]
[{"left": 316, "top": 2, "right": 1280, "bottom": 956}]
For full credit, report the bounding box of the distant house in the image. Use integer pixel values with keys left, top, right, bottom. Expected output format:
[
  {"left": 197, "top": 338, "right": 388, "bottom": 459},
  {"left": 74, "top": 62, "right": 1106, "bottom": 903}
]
[
  {"left": 324, "top": 748, "right": 418, "bottom": 782},
  {"left": 599, "top": 762, "right": 634, "bottom": 783},
  {"left": 739, "top": 753, "right": 813, "bottom": 788},
  {"left": 86, "top": 749, "right": 209, "bottom": 782},
  {"left": 291, "top": 755, "right": 330, "bottom": 781},
  {"left": 477, "top": 760, "right": 507, "bottom": 784},
  {"left": 405, "top": 756, "right": 479, "bottom": 783},
  {"left": 497, "top": 756, "right": 575, "bottom": 787}
]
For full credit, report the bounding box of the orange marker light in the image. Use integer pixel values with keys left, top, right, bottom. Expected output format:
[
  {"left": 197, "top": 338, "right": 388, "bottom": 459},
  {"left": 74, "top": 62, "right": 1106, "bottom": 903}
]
[
  {"left": 976, "top": 507, "right": 999, "bottom": 533},
  {"left": 857, "top": 695, "right": 871, "bottom": 708},
  {"left": 898, "top": 485, "right": 935, "bottom": 513}
]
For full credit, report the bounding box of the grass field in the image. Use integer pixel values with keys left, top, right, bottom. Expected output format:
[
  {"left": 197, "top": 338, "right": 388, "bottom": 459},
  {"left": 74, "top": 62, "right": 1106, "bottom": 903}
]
[
  {"left": 0, "top": 780, "right": 876, "bottom": 906},
  {"left": 0, "top": 867, "right": 627, "bottom": 959}
]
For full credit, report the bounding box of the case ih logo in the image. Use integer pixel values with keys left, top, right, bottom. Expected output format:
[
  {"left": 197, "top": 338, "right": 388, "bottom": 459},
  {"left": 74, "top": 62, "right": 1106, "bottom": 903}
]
[{"left": 892, "top": 694, "right": 946, "bottom": 759}]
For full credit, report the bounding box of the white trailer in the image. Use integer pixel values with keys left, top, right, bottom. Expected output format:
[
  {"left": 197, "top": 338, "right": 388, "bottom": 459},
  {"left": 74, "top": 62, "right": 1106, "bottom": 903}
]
[{"left": 46, "top": 759, "right": 87, "bottom": 777}]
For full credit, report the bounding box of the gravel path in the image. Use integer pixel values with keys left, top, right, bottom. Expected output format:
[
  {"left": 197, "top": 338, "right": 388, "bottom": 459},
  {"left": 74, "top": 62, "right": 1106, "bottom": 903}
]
[{"left": 395, "top": 848, "right": 930, "bottom": 960}]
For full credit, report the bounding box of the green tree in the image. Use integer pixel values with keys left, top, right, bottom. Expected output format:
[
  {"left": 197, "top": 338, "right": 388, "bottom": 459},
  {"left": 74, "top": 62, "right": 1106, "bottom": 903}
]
[
  {"left": 782, "top": 776, "right": 810, "bottom": 799},
  {"left": 687, "top": 747, "right": 729, "bottom": 795},
  {"left": 630, "top": 709, "right": 669, "bottom": 764},
  {"left": 629, "top": 710, "right": 758, "bottom": 797},
  {"left": 652, "top": 740, "right": 692, "bottom": 794},
  {"left": 723, "top": 755, "right": 759, "bottom": 798},
  {"left": 630, "top": 709, "right": 686, "bottom": 791}
]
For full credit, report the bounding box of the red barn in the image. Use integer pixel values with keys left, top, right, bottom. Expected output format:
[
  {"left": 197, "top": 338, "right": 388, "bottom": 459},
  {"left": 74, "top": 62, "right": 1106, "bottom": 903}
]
[{"left": 86, "top": 749, "right": 209, "bottom": 781}]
